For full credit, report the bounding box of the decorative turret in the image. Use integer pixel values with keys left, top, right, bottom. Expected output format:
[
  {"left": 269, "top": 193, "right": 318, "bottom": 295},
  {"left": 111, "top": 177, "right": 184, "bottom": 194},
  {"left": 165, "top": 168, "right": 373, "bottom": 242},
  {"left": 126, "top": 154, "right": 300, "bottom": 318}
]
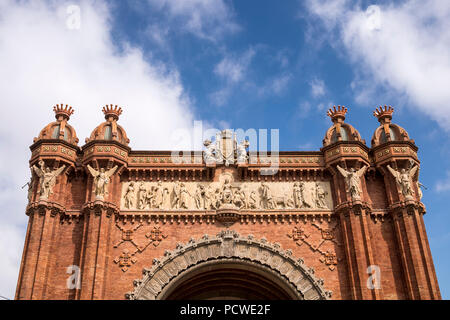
[
  {"left": 323, "top": 106, "right": 364, "bottom": 147},
  {"left": 54, "top": 104, "right": 75, "bottom": 121},
  {"left": 86, "top": 105, "right": 129, "bottom": 146},
  {"left": 371, "top": 106, "right": 413, "bottom": 147},
  {"left": 327, "top": 105, "right": 348, "bottom": 124},
  {"left": 33, "top": 104, "right": 79, "bottom": 145},
  {"left": 103, "top": 104, "right": 123, "bottom": 121}
]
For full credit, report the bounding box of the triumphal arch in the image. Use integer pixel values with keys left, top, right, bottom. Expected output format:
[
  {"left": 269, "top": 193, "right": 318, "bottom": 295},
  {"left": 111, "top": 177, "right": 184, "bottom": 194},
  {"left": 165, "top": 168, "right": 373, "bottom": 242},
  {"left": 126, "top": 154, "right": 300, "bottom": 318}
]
[{"left": 15, "top": 104, "right": 441, "bottom": 299}]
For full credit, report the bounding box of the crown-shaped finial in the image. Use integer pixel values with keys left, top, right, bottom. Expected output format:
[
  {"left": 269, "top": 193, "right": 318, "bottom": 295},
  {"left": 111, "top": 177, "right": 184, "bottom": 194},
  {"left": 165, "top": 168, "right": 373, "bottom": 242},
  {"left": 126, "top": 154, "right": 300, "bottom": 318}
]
[
  {"left": 53, "top": 104, "right": 74, "bottom": 120},
  {"left": 373, "top": 105, "right": 394, "bottom": 123},
  {"left": 102, "top": 104, "right": 123, "bottom": 121},
  {"left": 327, "top": 105, "right": 348, "bottom": 123}
]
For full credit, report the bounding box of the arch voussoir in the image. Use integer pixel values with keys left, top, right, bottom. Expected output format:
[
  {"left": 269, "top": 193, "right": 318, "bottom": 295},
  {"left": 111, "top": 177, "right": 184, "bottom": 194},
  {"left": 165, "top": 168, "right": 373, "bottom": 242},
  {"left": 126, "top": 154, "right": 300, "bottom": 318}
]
[{"left": 126, "top": 230, "right": 332, "bottom": 300}]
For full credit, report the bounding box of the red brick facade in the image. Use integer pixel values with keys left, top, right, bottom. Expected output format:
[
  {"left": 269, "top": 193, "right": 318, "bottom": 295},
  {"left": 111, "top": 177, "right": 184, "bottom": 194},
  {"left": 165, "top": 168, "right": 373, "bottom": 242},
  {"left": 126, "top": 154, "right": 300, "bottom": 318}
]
[{"left": 15, "top": 104, "right": 441, "bottom": 300}]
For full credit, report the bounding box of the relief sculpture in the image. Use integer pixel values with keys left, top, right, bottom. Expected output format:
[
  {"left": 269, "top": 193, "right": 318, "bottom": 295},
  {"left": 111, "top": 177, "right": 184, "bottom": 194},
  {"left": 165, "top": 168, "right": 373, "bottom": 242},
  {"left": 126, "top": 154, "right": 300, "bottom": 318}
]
[{"left": 121, "top": 175, "right": 333, "bottom": 211}]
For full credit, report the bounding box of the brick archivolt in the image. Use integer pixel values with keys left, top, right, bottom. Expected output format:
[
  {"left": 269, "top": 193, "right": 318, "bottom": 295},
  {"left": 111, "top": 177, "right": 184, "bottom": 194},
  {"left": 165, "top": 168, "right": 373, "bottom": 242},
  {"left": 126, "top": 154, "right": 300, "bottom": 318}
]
[{"left": 126, "top": 230, "right": 331, "bottom": 300}]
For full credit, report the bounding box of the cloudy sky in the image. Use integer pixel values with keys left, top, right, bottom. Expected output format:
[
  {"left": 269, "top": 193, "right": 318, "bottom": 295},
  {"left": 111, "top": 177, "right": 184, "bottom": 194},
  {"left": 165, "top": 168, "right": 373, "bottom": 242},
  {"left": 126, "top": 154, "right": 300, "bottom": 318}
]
[{"left": 1, "top": 0, "right": 449, "bottom": 299}]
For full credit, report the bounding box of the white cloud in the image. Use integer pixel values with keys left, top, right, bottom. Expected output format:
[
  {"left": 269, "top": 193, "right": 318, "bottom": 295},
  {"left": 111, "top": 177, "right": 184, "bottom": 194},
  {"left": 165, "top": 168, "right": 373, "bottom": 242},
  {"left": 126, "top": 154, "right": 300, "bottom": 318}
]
[
  {"left": 271, "top": 74, "right": 292, "bottom": 95},
  {"left": 211, "top": 48, "right": 256, "bottom": 106},
  {"left": 436, "top": 171, "right": 450, "bottom": 192},
  {"left": 305, "top": 0, "right": 450, "bottom": 129},
  {"left": 147, "top": 0, "right": 240, "bottom": 41},
  {"left": 214, "top": 48, "right": 256, "bottom": 83},
  {"left": 310, "top": 78, "right": 326, "bottom": 97},
  {"left": 0, "top": 0, "right": 197, "bottom": 299}
]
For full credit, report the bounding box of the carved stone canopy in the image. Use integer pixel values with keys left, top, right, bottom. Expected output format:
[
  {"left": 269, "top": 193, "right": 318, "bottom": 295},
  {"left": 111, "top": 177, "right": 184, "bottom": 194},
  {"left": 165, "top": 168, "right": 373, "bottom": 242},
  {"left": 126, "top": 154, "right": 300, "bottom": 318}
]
[{"left": 126, "top": 230, "right": 331, "bottom": 300}]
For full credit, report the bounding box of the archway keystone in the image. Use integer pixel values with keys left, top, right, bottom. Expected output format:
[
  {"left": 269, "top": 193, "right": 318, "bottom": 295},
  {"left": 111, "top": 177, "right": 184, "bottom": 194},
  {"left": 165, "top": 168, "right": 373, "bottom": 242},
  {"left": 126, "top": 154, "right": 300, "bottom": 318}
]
[{"left": 126, "top": 230, "right": 332, "bottom": 300}]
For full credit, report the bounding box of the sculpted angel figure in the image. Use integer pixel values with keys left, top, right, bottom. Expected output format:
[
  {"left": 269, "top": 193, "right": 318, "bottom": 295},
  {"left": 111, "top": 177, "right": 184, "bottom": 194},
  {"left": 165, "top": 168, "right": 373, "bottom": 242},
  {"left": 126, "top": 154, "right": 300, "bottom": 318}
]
[
  {"left": 87, "top": 164, "right": 118, "bottom": 200},
  {"left": 22, "top": 170, "right": 34, "bottom": 203},
  {"left": 336, "top": 165, "right": 368, "bottom": 200},
  {"left": 236, "top": 140, "right": 250, "bottom": 164},
  {"left": 203, "top": 139, "right": 218, "bottom": 164},
  {"left": 387, "top": 162, "right": 418, "bottom": 199},
  {"left": 32, "top": 160, "right": 66, "bottom": 200}
]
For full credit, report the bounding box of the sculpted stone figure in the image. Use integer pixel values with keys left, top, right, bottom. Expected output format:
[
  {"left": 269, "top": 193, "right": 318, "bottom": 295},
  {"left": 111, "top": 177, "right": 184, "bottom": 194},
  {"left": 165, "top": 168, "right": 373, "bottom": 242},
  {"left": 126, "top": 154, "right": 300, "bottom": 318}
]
[
  {"left": 124, "top": 182, "right": 136, "bottom": 209},
  {"left": 32, "top": 160, "right": 66, "bottom": 200},
  {"left": 194, "top": 185, "right": 207, "bottom": 209},
  {"left": 137, "top": 182, "right": 148, "bottom": 209},
  {"left": 315, "top": 183, "right": 328, "bottom": 209},
  {"left": 153, "top": 181, "right": 164, "bottom": 209},
  {"left": 248, "top": 191, "right": 258, "bottom": 209},
  {"left": 336, "top": 165, "right": 367, "bottom": 201},
  {"left": 260, "top": 182, "right": 276, "bottom": 209},
  {"left": 220, "top": 178, "right": 234, "bottom": 206},
  {"left": 236, "top": 140, "right": 250, "bottom": 164},
  {"left": 172, "top": 182, "right": 181, "bottom": 209},
  {"left": 161, "top": 187, "right": 171, "bottom": 209},
  {"left": 23, "top": 171, "right": 34, "bottom": 203},
  {"left": 417, "top": 181, "right": 426, "bottom": 200},
  {"left": 293, "top": 182, "right": 302, "bottom": 208},
  {"left": 203, "top": 139, "right": 218, "bottom": 165},
  {"left": 178, "top": 183, "right": 191, "bottom": 209},
  {"left": 233, "top": 186, "right": 247, "bottom": 209},
  {"left": 387, "top": 163, "right": 418, "bottom": 200},
  {"left": 87, "top": 164, "right": 118, "bottom": 200}
]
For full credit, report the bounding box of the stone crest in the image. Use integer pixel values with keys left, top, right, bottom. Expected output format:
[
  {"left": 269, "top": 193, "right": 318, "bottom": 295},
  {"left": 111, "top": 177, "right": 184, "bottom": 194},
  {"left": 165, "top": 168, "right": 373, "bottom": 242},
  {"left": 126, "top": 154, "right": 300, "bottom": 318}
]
[{"left": 203, "top": 130, "right": 249, "bottom": 166}]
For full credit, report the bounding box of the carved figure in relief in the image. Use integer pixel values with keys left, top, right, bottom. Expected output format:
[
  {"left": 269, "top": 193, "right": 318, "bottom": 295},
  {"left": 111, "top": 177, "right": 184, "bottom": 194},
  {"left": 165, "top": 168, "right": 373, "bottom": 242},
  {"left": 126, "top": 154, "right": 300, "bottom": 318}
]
[
  {"left": 194, "top": 185, "right": 207, "bottom": 209},
  {"left": 203, "top": 139, "right": 218, "bottom": 164},
  {"left": 32, "top": 160, "right": 66, "bottom": 200},
  {"left": 171, "top": 182, "right": 181, "bottom": 209},
  {"left": 336, "top": 165, "right": 367, "bottom": 200},
  {"left": 146, "top": 186, "right": 156, "bottom": 208},
  {"left": 236, "top": 140, "right": 250, "bottom": 164},
  {"left": 161, "top": 187, "right": 171, "bottom": 209},
  {"left": 179, "top": 183, "right": 192, "bottom": 209},
  {"left": 87, "top": 164, "right": 118, "bottom": 200},
  {"left": 124, "top": 182, "right": 136, "bottom": 209},
  {"left": 211, "top": 188, "right": 222, "bottom": 209},
  {"left": 260, "top": 182, "right": 276, "bottom": 209},
  {"left": 299, "top": 182, "right": 313, "bottom": 208},
  {"left": 293, "top": 182, "right": 302, "bottom": 208},
  {"left": 248, "top": 191, "right": 258, "bottom": 209},
  {"left": 220, "top": 178, "right": 234, "bottom": 205},
  {"left": 387, "top": 162, "right": 418, "bottom": 199},
  {"left": 315, "top": 183, "right": 328, "bottom": 209},
  {"left": 273, "top": 194, "right": 295, "bottom": 209},
  {"left": 233, "top": 186, "right": 247, "bottom": 209},
  {"left": 153, "top": 181, "right": 164, "bottom": 209},
  {"left": 137, "top": 182, "right": 147, "bottom": 209}
]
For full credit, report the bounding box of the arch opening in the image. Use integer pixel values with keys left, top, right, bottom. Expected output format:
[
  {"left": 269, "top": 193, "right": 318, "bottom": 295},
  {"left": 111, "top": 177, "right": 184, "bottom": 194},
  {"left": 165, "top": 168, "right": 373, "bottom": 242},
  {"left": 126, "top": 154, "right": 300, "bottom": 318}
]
[
  {"left": 126, "top": 231, "right": 331, "bottom": 301},
  {"left": 160, "top": 259, "right": 301, "bottom": 300}
]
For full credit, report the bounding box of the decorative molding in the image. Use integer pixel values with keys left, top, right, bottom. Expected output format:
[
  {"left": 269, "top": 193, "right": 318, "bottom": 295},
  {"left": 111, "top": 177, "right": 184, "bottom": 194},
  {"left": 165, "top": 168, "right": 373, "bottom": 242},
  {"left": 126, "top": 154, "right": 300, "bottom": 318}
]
[
  {"left": 126, "top": 230, "right": 332, "bottom": 300},
  {"left": 113, "top": 222, "right": 168, "bottom": 272},
  {"left": 287, "top": 222, "right": 342, "bottom": 271}
]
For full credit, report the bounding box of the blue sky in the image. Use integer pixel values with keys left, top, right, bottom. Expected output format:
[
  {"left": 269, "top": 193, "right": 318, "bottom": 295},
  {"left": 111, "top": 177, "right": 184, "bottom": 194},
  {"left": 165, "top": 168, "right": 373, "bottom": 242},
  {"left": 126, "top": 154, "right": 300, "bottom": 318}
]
[{"left": 0, "top": 0, "right": 449, "bottom": 299}]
